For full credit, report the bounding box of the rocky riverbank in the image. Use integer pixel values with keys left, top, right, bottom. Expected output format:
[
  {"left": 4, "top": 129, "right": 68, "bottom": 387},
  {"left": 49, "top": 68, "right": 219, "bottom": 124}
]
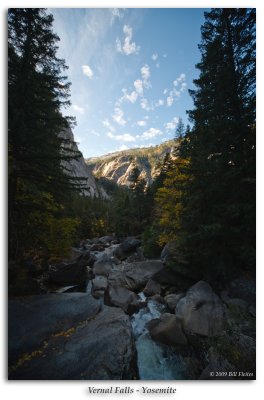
[{"left": 8, "top": 236, "right": 256, "bottom": 380}]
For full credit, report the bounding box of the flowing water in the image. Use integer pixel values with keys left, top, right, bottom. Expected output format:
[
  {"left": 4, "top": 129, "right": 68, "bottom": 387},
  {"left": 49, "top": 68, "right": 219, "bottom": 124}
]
[{"left": 131, "top": 293, "right": 186, "bottom": 380}]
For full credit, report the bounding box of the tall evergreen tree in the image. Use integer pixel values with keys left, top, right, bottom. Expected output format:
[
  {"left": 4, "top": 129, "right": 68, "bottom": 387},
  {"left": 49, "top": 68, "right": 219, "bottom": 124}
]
[
  {"left": 180, "top": 8, "right": 256, "bottom": 279},
  {"left": 8, "top": 9, "right": 84, "bottom": 257}
]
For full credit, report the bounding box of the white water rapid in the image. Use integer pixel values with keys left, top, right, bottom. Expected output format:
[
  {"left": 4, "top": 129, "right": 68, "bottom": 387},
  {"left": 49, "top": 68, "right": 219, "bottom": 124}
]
[{"left": 131, "top": 293, "right": 186, "bottom": 379}]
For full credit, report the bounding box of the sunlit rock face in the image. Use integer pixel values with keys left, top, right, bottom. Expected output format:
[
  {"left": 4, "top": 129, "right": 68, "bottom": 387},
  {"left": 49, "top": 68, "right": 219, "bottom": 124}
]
[
  {"left": 59, "top": 127, "right": 107, "bottom": 198},
  {"left": 86, "top": 140, "right": 176, "bottom": 188}
]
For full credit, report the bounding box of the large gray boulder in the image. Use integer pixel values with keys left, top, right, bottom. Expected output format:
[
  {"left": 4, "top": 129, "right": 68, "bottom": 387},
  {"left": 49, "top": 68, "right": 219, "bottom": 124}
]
[
  {"left": 108, "top": 260, "right": 164, "bottom": 291},
  {"left": 165, "top": 293, "right": 185, "bottom": 312},
  {"left": 161, "top": 241, "right": 200, "bottom": 279},
  {"left": 143, "top": 279, "right": 161, "bottom": 297},
  {"left": 93, "top": 254, "right": 113, "bottom": 277},
  {"left": 114, "top": 237, "right": 141, "bottom": 260},
  {"left": 8, "top": 293, "right": 101, "bottom": 366},
  {"left": 175, "top": 281, "right": 225, "bottom": 337},
  {"left": 9, "top": 296, "right": 136, "bottom": 380},
  {"left": 148, "top": 313, "right": 188, "bottom": 346},
  {"left": 92, "top": 276, "right": 108, "bottom": 299},
  {"left": 104, "top": 285, "right": 139, "bottom": 313}
]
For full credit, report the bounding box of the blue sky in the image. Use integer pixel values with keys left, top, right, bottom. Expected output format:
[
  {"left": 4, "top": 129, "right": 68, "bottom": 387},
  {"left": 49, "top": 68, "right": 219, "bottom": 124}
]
[{"left": 51, "top": 8, "right": 207, "bottom": 158}]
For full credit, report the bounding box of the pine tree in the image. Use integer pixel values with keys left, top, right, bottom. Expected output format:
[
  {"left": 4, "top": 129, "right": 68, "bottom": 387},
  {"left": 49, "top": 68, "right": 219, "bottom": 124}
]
[
  {"left": 8, "top": 9, "right": 84, "bottom": 258},
  {"left": 181, "top": 8, "right": 256, "bottom": 279}
]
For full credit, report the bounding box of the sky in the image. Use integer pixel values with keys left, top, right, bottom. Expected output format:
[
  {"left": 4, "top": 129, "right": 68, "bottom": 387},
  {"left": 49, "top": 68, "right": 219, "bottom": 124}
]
[{"left": 50, "top": 8, "right": 207, "bottom": 158}]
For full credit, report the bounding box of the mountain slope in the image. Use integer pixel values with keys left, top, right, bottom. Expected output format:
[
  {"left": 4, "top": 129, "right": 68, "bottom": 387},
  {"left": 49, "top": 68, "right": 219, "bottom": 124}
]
[{"left": 86, "top": 140, "right": 176, "bottom": 187}]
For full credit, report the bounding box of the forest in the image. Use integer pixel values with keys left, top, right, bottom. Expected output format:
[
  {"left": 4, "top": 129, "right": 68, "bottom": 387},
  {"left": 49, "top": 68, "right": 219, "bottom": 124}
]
[
  {"left": 8, "top": 8, "right": 256, "bottom": 381},
  {"left": 8, "top": 8, "right": 255, "bottom": 284}
]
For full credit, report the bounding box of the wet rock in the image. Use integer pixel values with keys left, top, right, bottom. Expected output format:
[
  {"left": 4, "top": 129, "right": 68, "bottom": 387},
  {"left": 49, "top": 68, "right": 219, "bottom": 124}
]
[
  {"left": 164, "top": 293, "right": 185, "bottom": 312},
  {"left": 143, "top": 279, "right": 161, "bottom": 297},
  {"left": 148, "top": 313, "right": 188, "bottom": 346},
  {"left": 104, "top": 285, "right": 139, "bottom": 313},
  {"left": 175, "top": 281, "right": 225, "bottom": 337},
  {"left": 9, "top": 305, "right": 136, "bottom": 380}
]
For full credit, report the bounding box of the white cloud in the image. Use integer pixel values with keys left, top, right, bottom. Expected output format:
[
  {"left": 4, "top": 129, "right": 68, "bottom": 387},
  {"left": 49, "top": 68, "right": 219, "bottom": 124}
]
[
  {"left": 112, "top": 107, "right": 126, "bottom": 126},
  {"left": 138, "top": 127, "right": 163, "bottom": 140},
  {"left": 152, "top": 53, "right": 158, "bottom": 61},
  {"left": 180, "top": 82, "right": 187, "bottom": 92},
  {"left": 121, "top": 89, "right": 138, "bottom": 104},
  {"left": 155, "top": 99, "right": 164, "bottom": 107},
  {"left": 116, "top": 25, "right": 140, "bottom": 55},
  {"left": 167, "top": 96, "right": 174, "bottom": 107},
  {"left": 137, "top": 120, "right": 147, "bottom": 127},
  {"left": 107, "top": 132, "right": 135, "bottom": 142},
  {"left": 141, "top": 64, "right": 151, "bottom": 88},
  {"left": 72, "top": 104, "right": 85, "bottom": 114},
  {"left": 134, "top": 79, "right": 144, "bottom": 95},
  {"left": 165, "top": 117, "right": 179, "bottom": 131},
  {"left": 102, "top": 119, "right": 115, "bottom": 132},
  {"left": 82, "top": 65, "right": 93, "bottom": 79},
  {"left": 163, "top": 53, "right": 167, "bottom": 58},
  {"left": 111, "top": 8, "right": 123, "bottom": 19},
  {"left": 173, "top": 73, "right": 187, "bottom": 92},
  {"left": 119, "top": 144, "right": 129, "bottom": 151},
  {"left": 140, "top": 98, "right": 151, "bottom": 111},
  {"left": 170, "top": 88, "right": 181, "bottom": 98},
  {"left": 156, "top": 62, "right": 160, "bottom": 68},
  {"left": 163, "top": 88, "right": 168, "bottom": 95}
]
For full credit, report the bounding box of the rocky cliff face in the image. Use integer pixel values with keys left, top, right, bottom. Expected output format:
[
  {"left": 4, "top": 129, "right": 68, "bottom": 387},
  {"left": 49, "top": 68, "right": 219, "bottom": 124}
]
[
  {"left": 60, "top": 127, "right": 106, "bottom": 198},
  {"left": 86, "top": 140, "right": 175, "bottom": 187}
]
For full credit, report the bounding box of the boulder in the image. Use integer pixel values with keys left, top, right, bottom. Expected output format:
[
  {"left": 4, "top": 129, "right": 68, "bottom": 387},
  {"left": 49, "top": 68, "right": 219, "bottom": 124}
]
[
  {"left": 175, "top": 281, "right": 225, "bottom": 337},
  {"left": 104, "top": 285, "right": 139, "bottom": 314},
  {"left": 93, "top": 254, "right": 113, "bottom": 277},
  {"left": 150, "top": 294, "right": 166, "bottom": 305},
  {"left": 143, "top": 279, "right": 161, "bottom": 297},
  {"left": 148, "top": 313, "right": 188, "bottom": 346},
  {"left": 165, "top": 293, "right": 185, "bottom": 312},
  {"left": 161, "top": 241, "right": 200, "bottom": 279},
  {"left": 9, "top": 303, "right": 136, "bottom": 380},
  {"left": 99, "top": 235, "right": 116, "bottom": 245},
  {"left": 108, "top": 260, "right": 164, "bottom": 292},
  {"left": 49, "top": 261, "right": 87, "bottom": 286},
  {"left": 8, "top": 293, "right": 101, "bottom": 366},
  {"left": 152, "top": 268, "right": 195, "bottom": 291},
  {"left": 114, "top": 237, "right": 141, "bottom": 260},
  {"left": 92, "top": 276, "right": 108, "bottom": 292}
]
